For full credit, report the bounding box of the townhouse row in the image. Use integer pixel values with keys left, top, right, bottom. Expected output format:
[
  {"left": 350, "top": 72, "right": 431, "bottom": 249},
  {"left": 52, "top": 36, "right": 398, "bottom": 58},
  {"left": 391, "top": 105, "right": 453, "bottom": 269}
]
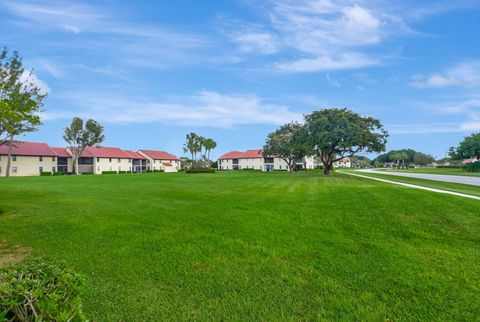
[
  {"left": 217, "top": 149, "right": 351, "bottom": 171},
  {"left": 0, "top": 142, "right": 181, "bottom": 177}
]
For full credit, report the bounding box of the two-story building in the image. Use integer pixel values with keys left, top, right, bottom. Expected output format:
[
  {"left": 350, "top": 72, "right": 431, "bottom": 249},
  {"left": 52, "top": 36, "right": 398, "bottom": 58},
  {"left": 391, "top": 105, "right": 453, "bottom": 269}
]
[
  {"left": 138, "top": 150, "right": 181, "bottom": 172},
  {"left": 0, "top": 142, "right": 58, "bottom": 177},
  {"left": 218, "top": 149, "right": 315, "bottom": 171}
]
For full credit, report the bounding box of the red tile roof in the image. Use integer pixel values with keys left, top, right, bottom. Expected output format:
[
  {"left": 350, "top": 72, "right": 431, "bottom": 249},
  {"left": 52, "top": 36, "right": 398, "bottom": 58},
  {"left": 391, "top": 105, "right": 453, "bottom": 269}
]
[
  {"left": 51, "top": 147, "right": 71, "bottom": 158},
  {"left": 0, "top": 141, "right": 57, "bottom": 157},
  {"left": 219, "top": 149, "right": 264, "bottom": 159},
  {"left": 138, "top": 150, "right": 180, "bottom": 160},
  {"left": 162, "top": 162, "right": 172, "bottom": 166},
  {"left": 124, "top": 150, "right": 146, "bottom": 159},
  {"left": 86, "top": 146, "right": 130, "bottom": 158},
  {"left": 240, "top": 149, "right": 263, "bottom": 158},
  {"left": 218, "top": 151, "right": 243, "bottom": 160}
]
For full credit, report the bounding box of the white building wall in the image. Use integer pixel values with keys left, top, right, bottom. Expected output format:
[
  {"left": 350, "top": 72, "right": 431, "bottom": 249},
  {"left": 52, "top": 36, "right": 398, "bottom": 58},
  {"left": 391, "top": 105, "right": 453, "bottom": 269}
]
[
  {"left": 239, "top": 158, "right": 264, "bottom": 170},
  {"left": 219, "top": 159, "right": 234, "bottom": 170},
  {"left": 0, "top": 155, "right": 57, "bottom": 177},
  {"left": 93, "top": 157, "right": 132, "bottom": 174}
]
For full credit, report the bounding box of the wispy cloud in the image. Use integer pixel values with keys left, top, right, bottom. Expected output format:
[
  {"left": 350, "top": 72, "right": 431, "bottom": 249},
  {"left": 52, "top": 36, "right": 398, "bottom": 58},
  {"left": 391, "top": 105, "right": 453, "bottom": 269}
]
[
  {"left": 410, "top": 61, "right": 480, "bottom": 88},
  {"left": 225, "top": 0, "right": 414, "bottom": 72},
  {"left": 42, "top": 91, "right": 303, "bottom": 128}
]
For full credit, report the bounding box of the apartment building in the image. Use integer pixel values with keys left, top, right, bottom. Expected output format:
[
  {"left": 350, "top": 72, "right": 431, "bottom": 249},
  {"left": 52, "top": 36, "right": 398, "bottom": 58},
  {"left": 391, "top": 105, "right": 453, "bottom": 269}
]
[
  {"left": 138, "top": 150, "right": 181, "bottom": 173},
  {"left": 218, "top": 149, "right": 315, "bottom": 171},
  {"left": 0, "top": 141, "right": 181, "bottom": 177},
  {"left": 0, "top": 142, "right": 58, "bottom": 177}
]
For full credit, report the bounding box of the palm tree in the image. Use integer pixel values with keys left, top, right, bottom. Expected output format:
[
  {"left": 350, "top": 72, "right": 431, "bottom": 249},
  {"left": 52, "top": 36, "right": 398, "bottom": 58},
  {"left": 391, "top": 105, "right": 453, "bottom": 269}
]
[
  {"left": 203, "top": 138, "right": 217, "bottom": 168},
  {"left": 183, "top": 132, "right": 202, "bottom": 168}
]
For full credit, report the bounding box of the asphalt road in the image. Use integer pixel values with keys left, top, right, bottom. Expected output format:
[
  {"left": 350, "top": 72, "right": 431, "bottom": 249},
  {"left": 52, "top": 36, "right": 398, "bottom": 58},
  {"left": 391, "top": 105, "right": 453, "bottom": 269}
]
[{"left": 358, "top": 169, "right": 480, "bottom": 187}]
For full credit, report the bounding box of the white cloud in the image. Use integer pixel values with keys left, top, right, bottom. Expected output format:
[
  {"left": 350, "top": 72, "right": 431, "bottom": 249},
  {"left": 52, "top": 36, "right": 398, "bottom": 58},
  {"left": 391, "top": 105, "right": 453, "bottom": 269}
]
[
  {"left": 410, "top": 61, "right": 480, "bottom": 88},
  {"left": 45, "top": 91, "right": 303, "bottom": 127},
  {"left": 274, "top": 53, "right": 379, "bottom": 72},
  {"left": 227, "top": 0, "right": 410, "bottom": 72},
  {"left": 387, "top": 122, "right": 479, "bottom": 135},
  {"left": 19, "top": 71, "right": 50, "bottom": 95},
  {"left": 234, "top": 32, "right": 278, "bottom": 54}
]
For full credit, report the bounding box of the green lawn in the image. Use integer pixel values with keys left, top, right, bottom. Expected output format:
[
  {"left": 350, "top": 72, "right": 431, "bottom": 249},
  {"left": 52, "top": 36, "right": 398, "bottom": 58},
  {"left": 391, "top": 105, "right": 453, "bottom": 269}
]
[
  {"left": 352, "top": 171, "right": 480, "bottom": 197},
  {"left": 1, "top": 172, "right": 479, "bottom": 320},
  {"left": 383, "top": 167, "right": 480, "bottom": 177}
]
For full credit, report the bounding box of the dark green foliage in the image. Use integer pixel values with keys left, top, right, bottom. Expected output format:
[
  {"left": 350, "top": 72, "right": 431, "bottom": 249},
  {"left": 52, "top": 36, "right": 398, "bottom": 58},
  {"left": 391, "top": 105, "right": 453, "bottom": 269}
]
[
  {"left": 463, "top": 161, "right": 480, "bottom": 172},
  {"left": 101, "top": 171, "right": 117, "bottom": 174},
  {"left": 304, "top": 108, "right": 388, "bottom": 175},
  {"left": 0, "top": 257, "right": 86, "bottom": 321},
  {"left": 450, "top": 132, "right": 480, "bottom": 160},
  {"left": 53, "top": 172, "right": 64, "bottom": 176},
  {"left": 40, "top": 171, "right": 52, "bottom": 176},
  {"left": 153, "top": 169, "right": 164, "bottom": 173},
  {"left": 185, "top": 168, "right": 215, "bottom": 173}
]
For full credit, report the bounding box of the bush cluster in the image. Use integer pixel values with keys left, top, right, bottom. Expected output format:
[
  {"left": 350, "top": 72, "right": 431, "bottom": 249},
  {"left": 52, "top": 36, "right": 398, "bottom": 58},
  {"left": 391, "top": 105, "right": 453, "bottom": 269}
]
[
  {"left": 0, "top": 257, "right": 86, "bottom": 321},
  {"left": 185, "top": 168, "right": 215, "bottom": 173},
  {"left": 101, "top": 171, "right": 117, "bottom": 174},
  {"left": 40, "top": 172, "right": 52, "bottom": 176},
  {"left": 463, "top": 161, "right": 480, "bottom": 172},
  {"left": 53, "top": 171, "right": 64, "bottom": 176}
]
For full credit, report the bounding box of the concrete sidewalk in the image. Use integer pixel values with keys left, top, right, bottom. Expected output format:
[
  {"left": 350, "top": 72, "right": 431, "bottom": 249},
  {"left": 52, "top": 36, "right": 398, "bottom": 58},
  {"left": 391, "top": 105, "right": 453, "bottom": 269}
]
[
  {"left": 357, "top": 168, "right": 480, "bottom": 186},
  {"left": 338, "top": 171, "right": 480, "bottom": 200}
]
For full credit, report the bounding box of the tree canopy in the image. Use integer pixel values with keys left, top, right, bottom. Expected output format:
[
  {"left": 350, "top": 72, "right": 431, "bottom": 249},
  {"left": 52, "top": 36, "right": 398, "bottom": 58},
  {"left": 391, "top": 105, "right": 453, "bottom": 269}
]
[
  {"left": 263, "top": 122, "right": 311, "bottom": 172},
  {"left": 304, "top": 108, "right": 388, "bottom": 175},
  {"left": 1, "top": 48, "right": 47, "bottom": 176},
  {"left": 449, "top": 132, "right": 480, "bottom": 160},
  {"left": 63, "top": 117, "right": 105, "bottom": 175}
]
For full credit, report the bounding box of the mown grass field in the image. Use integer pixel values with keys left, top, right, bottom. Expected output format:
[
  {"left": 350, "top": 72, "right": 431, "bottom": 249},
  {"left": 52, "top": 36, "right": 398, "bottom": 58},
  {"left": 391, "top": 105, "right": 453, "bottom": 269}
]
[
  {"left": 384, "top": 167, "right": 480, "bottom": 176},
  {"left": 1, "top": 171, "right": 479, "bottom": 320}
]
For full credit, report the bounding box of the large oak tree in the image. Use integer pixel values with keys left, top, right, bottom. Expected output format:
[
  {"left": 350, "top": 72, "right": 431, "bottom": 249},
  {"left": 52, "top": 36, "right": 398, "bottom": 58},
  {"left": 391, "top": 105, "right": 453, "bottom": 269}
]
[
  {"left": 449, "top": 132, "right": 480, "bottom": 161},
  {"left": 304, "top": 108, "right": 388, "bottom": 175}
]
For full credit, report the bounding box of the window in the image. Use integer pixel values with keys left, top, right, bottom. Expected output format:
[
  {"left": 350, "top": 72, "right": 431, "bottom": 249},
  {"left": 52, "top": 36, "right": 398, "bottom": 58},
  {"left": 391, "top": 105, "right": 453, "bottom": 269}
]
[
  {"left": 39, "top": 156, "right": 43, "bottom": 162},
  {"left": 109, "top": 158, "right": 112, "bottom": 162},
  {"left": 12, "top": 155, "right": 17, "bottom": 161},
  {"left": 97, "top": 158, "right": 100, "bottom": 162},
  {"left": 52, "top": 156, "right": 55, "bottom": 161},
  {"left": 0, "top": 166, "right": 2, "bottom": 173},
  {"left": 52, "top": 166, "right": 56, "bottom": 172},
  {"left": 118, "top": 158, "right": 121, "bottom": 163},
  {"left": 128, "top": 159, "right": 131, "bottom": 163},
  {"left": 11, "top": 167, "right": 17, "bottom": 173},
  {"left": 39, "top": 167, "right": 43, "bottom": 173}
]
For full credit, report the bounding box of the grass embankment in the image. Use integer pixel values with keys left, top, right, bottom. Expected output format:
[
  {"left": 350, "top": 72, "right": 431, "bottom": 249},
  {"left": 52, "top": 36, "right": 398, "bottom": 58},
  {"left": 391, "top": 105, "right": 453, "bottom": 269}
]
[
  {"left": 384, "top": 167, "right": 480, "bottom": 177},
  {"left": 359, "top": 170, "right": 480, "bottom": 197},
  {"left": 0, "top": 172, "right": 479, "bottom": 320}
]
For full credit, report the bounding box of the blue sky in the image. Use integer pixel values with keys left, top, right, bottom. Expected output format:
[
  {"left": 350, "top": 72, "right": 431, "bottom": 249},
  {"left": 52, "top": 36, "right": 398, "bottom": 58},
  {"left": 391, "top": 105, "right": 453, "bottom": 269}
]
[{"left": 1, "top": 0, "right": 480, "bottom": 159}]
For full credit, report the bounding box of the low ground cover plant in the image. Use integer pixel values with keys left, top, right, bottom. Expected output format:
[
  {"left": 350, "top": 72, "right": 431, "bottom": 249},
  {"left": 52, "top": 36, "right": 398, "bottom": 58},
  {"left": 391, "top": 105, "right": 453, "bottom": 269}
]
[{"left": 0, "top": 257, "right": 86, "bottom": 321}]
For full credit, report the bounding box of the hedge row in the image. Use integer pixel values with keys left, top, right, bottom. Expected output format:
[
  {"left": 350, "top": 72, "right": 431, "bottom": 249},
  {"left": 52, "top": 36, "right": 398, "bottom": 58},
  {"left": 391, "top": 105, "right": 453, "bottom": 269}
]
[{"left": 186, "top": 168, "right": 215, "bottom": 173}]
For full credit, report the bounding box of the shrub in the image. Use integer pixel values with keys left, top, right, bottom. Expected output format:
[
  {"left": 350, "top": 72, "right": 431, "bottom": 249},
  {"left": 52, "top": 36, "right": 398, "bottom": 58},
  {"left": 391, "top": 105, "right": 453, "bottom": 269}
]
[
  {"left": 463, "top": 161, "right": 480, "bottom": 172},
  {"left": 153, "top": 169, "right": 164, "bottom": 173},
  {"left": 40, "top": 172, "right": 52, "bottom": 176},
  {"left": 185, "top": 168, "right": 215, "bottom": 174},
  {"left": 437, "top": 165, "right": 462, "bottom": 169},
  {"left": 101, "top": 171, "right": 117, "bottom": 174},
  {"left": 81, "top": 173, "right": 94, "bottom": 175},
  {"left": 53, "top": 171, "right": 64, "bottom": 176},
  {"left": 241, "top": 168, "right": 261, "bottom": 171},
  {"left": 118, "top": 171, "right": 130, "bottom": 174},
  {"left": 0, "top": 257, "right": 86, "bottom": 321}
]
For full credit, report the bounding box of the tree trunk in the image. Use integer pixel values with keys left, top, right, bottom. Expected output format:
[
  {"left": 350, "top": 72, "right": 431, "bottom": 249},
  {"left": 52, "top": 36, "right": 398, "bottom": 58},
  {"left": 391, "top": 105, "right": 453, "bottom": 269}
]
[
  {"left": 322, "top": 161, "right": 331, "bottom": 175},
  {"left": 5, "top": 135, "right": 14, "bottom": 177},
  {"left": 76, "top": 157, "right": 79, "bottom": 175}
]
